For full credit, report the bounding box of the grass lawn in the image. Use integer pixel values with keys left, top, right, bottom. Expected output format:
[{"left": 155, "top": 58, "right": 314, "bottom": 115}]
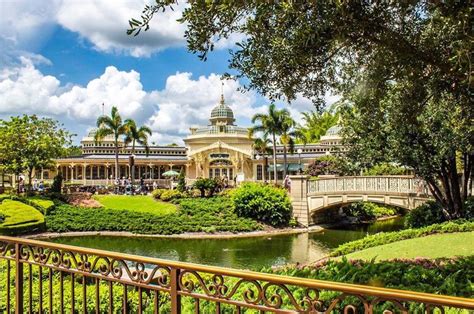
[
  {"left": 0, "top": 200, "right": 45, "bottom": 234},
  {"left": 93, "top": 195, "right": 176, "bottom": 215},
  {"left": 343, "top": 231, "right": 474, "bottom": 261}
]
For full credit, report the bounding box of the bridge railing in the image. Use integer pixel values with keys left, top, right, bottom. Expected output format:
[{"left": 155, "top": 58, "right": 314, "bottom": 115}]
[
  {"left": 1, "top": 236, "right": 472, "bottom": 313},
  {"left": 308, "top": 176, "right": 426, "bottom": 195}
]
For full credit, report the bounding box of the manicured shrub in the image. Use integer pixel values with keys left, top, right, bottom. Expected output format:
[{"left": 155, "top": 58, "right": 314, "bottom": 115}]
[
  {"left": 151, "top": 189, "right": 167, "bottom": 200},
  {"left": 342, "top": 202, "right": 397, "bottom": 221},
  {"left": 405, "top": 201, "right": 445, "bottom": 228},
  {"left": 160, "top": 190, "right": 183, "bottom": 202},
  {"left": 176, "top": 171, "right": 186, "bottom": 192},
  {"left": 0, "top": 200, "right": 45, "bottom": 235},
  {"left": 193, "top": 178, "right": 219, "bottom": 197},
  {"left": 50, "top": 174, "right": 63, "bottom": 193},
  {"left": 330, "top": 220, "right": 474, "bottom": 257},
  {"left": 46, "top": 197, "right": 260, "bottom": 235},
  {"left": 231, "top": 182, "right": 292, "bottom": 227}
]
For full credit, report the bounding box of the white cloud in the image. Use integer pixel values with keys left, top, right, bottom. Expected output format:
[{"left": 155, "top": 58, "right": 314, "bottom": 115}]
[{"left": 55, "top": 0, "right": 187, "bottom": 57}]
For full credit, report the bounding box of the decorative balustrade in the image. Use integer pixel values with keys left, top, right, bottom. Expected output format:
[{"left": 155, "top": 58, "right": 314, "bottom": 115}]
[
  {"left": 0, "top": 236, "right": 472, "bottom": 313},
  {"left": 307, "top": 176, "right": 428, "bottom": 195}
]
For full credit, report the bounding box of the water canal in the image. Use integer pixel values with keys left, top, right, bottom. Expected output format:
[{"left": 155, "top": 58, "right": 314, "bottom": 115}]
[{"left": 48, "top": 217, "right": 405, "bottom": 270}]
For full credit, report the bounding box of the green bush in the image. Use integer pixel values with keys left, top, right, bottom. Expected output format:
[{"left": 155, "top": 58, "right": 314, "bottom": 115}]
[
  {"left": 405, "top": 201, "right": 445, "bottom": 228},
  {"left": 462, "top": 196, "right": 474, "bottom": 219},
  {"left": 343, "top": 202, "right": 397, "bottom": 221},
  {"left": 231, "top": 182, "right": 292, "bottom": 227},
  {"left": 0, "top": 200, "right": 45, "bottom": 235},
  {"left": 270, "top": 256, "right": 473, "bottom": 300},
  {"left": 363, "top": 163, "right": 407, "bottom": 175},
  {"left": 330, "top": 220, "right": 474, "bottom": 257},
  {"left": 160, "top": 190, "right": 183, "bottom": 202},
  {"left": 50, "top": 174, "right": 63, "bottom": 193},
  {"left": 193, "top": 178, "right": 218, "bottom": 197},
  {"left": 46, "top": 197, "right": 260, "bottom": 235},
  {"left": 176, "top": 171, "right": 186, "bottom": 192},
  {"left": 151, "top": 189, "right": 167, "bottom": 200}
]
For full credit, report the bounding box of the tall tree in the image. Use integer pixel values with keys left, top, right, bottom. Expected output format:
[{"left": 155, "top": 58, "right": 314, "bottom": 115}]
[
  {"left": 130, "top": 1, "right": 472, "bottom": 218},
  {"left": 95, "top": 107, "right": 127, "bottom": 180},
  {"left": 124, "top": 119, "right": 152, "bottom": 183},
  {"left": 252, "top": 135, "right": 272, "bottom": 182},
  {"left": 0, "top": 115, "right": 72, "bottom": 192},
  {"left": 279, "top": 114, "right": 297, "bottom": 178},
  {"left": 250, "top": 104, "right": 285, "bottom": 184},
  {"left": 296, "top": 111, "right": 339, "bottom": 144}
]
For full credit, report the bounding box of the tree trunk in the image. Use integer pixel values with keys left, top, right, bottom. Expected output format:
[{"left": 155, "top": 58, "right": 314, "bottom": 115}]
[
  {"left": 272, "top": 133, "right": 277, "bottom": 184},
  {"left": 131, "top": 141, "right": 136, "bottom": 185},
  {"left": 27, "top": 168, "right": 33, "bottom": 192},
  {"left": 283, "top": 145, "right": 288, "bottom": 178},
  {"left": 115, "top": 139, "right": 119, "bottom": 180}
]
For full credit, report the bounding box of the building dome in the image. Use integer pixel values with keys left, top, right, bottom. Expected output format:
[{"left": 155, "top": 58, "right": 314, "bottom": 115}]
[
  {"left": 209, "top": 94, "right": 235, "bottom": 125},
  {"left": 87, "top": 128, "right": 98, "bottom": 138},
  {"left": 325, "top": 125, "right": 342, "bottom": 136}
]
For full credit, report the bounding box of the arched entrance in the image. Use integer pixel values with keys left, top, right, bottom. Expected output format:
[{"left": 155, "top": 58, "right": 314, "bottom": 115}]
[{"left": 208, "top": 156, "right": 234, "bottom": 180}]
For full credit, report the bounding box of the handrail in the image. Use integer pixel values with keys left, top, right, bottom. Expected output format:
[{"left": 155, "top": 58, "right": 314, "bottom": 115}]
[{"left": 0, "top": 235, "right": 472, "bottom": 313}]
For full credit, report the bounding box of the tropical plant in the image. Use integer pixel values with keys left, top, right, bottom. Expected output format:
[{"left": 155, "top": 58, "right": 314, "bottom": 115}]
[
  {"left": 279, "top": 114, "right": 297, "bottom": 178},
  {"left": 123, "top": 119, "right": 152, "bottom": 183},
  {"left": 250, "top": 104, "right": 287, "bottom": 183},
  {"left": 193, "top": 178, "right": 219, "bottom": 197},
  {"left": 252, "top": 135, "right": 272, "bottom": 182},
  {"left": 296, "top": 111, "right": 339, "bottom": 144},
  {"left": 94, "top": 107, "right": 127, "bottom": 180}
]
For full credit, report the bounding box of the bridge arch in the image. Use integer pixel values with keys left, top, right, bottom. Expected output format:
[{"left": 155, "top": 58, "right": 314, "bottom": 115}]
[{"left": 290, "top": 175, "right": 431, "bottom": 226}]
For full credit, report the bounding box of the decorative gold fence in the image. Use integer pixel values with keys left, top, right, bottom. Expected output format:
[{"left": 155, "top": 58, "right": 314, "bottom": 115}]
[{"left": 0, "top": 236, "right": 473, "bottom": 313}]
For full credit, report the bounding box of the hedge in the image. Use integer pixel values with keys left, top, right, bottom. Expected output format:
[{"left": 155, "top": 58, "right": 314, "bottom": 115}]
[
  {"left": 330, "top": 220, "right": 474, "bottom": 257},
  {"left": 0, "top": 200, "right": 45, "bottom": 235}
]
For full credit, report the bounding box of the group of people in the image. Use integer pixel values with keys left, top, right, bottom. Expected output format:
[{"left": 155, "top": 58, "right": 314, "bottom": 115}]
[
  {"left": 113, "top": 177, "right": 159, "bottom": 195},
  {"left": 16, "top": 178, "right": 45, "bottom": 193}
]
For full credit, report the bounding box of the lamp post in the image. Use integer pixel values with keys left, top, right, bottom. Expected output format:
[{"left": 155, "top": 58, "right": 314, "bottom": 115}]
[
  {"left": 129, "top": 154, "right": 136, "bottom": 184},
  {"left": 297, "top": 148, "right": 303, "bottom": 174}
]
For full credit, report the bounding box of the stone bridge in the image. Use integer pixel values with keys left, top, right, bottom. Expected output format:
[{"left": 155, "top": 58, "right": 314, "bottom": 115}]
[{"left": 289, "top": 175, "right": 431, "bottom": 226}]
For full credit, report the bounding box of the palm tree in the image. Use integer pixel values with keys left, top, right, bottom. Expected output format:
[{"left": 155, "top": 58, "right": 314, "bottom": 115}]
[
  {"left": 95, "top": 106, "right": 127, "bottom": 180},
  {"left": 124, "top": 119, "right": 152, "bottom": 183},
  {"left": 279, "top": 114, "right": 297, "bottom": 178},
  {"left": 252, "top": 135, "right": 272, "bottom": 182},
  {"left": 250, "top": 104, "right": 287, "bottom": 184},
  {"left": 296, "top": 110, "right": 338, "bottom": 144}
]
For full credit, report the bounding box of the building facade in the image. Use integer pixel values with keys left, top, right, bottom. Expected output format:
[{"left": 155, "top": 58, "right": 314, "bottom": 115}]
[{"left": 53, "top": 95, "right": 343, "bottom": 185}]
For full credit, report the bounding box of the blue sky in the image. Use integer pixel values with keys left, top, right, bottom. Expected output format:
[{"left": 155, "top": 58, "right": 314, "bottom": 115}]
[{"left": 0, "top": 0, "right": 328, "bottom": 145}]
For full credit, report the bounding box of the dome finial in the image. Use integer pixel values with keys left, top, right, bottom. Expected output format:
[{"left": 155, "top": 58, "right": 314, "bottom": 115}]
[{"left": 220, "top": 81, "right": 225, "bottom": 105}]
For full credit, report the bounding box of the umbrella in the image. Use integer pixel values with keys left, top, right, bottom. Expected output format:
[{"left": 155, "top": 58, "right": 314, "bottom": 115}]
[{"left": 162, "top": 170, "right": 180, "bottom": 177}]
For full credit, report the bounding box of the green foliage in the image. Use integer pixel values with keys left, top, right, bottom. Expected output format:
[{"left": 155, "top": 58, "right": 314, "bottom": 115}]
[
  {"left": 296, "top": 110, "right": 338, "bottom": 144},
  {"left": 50, "top": 174, "right": 63, "bottom": 193},
  {"left": 330, "top": 220, "right": 474, "bottom": 257},
  {"left": 363, "top": 163, "right": 407, "bottom": 176},
  {"left": 25, "top": 197, "right": 55, "bottom": 215},
  {"left": 231, "top": 182, "right": 292, "bottom": 227},
  {"left": 0, "top": 200, "right": 45, "bottom": 235},
  {"left": 271, "top": 257, "right": 474, "bottom": 299},
  {"left": 176, "top": 170, "right": 186, "bottom": 192},
  {"left": 94, "top": 195, "right": 176, "bottom": 215},
  {"left": 192, "top": 178, "right": 218, "bottom": 197},
  {"left": 159, "top": 190, "right": 183, "bottom": 202},
  {"left": 343, "top": 202, "right": 398, "bottom": 221},
  {"left": 151, "top": 189, "right": 167, "bottom": 199},
  {"left": 46, "top": 197, "right": 260, "bottom": 235},
  {"left": 305, "top": 156, "right": 347, "bottom": 176},
  {"left": 405, "top": 201, "right": 446, "bottom": 228},
  {"left": 0, "top": 115, "right": 72, "bottom": 189},
  {"left": 462, "top": 196, "right": 474, "bottom": 220}
]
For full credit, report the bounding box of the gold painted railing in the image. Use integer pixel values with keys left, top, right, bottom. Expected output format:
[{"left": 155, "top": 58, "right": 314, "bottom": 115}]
[{"left": 0, "top": 236, "right": 473, "bottom": 313}]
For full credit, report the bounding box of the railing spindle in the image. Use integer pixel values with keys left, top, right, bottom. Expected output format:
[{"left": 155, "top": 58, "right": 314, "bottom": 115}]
[
  {"left": 14, "top": 243, "right": 23, "bottom": 314},
  {"left": 108, "top": 280, "right": 113, "bottom": 314},
  {"left": 28, "top": 264, "right": 32, "bottom": 314},
  {"left": 38, "top": 266, "right": 43, "bottom": 313},
  {"left": 71, "top": 273, "right": 75, "bottom": 313},
  {"left": 59, "top": 270, "right": 64, "bottom": 314},
  {"left": 216, "top": 302, "right": 221, "bottom": 314},
  {"left": 82, "top": 275, "right": 87, "bottom": 313},
  {"left": 48, "top": 268, "right": 53, "bottom": 314},
  {"left": 170, "top": 268, "right": 181, "bottom": 314},
  {"left": 6, "top": 259, "right": 11, "bottom": 313},
  {"left": 138, "top": 286, "right": 143, "bottom": 313},
  {"left": 194, "top": 298, "right": 199, "bottom": 314},
  {"left": 154, "top": 290, "right": 159, "bottom": 314},
  {"left": 235, "top": 305, "right": 241, "bottom": 314},
  {"left": 95, "top": 278, "right": 100, "bottom": 314},
  {"left": 122, "top": 284, "right": 128, "bottom": 314}
]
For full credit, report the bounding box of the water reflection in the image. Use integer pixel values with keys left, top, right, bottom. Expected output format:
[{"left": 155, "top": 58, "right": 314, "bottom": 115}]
[{"left": 48, "top": 217, "right": 405, "bottom": 270}]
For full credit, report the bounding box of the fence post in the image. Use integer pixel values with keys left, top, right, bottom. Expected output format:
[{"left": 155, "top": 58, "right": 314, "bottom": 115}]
[
  {"left": 170, "top": 268, "right": 181, "bottom": 314},
  {"left": 15, "top": 243, "right": 24, "bottom": 314}
]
